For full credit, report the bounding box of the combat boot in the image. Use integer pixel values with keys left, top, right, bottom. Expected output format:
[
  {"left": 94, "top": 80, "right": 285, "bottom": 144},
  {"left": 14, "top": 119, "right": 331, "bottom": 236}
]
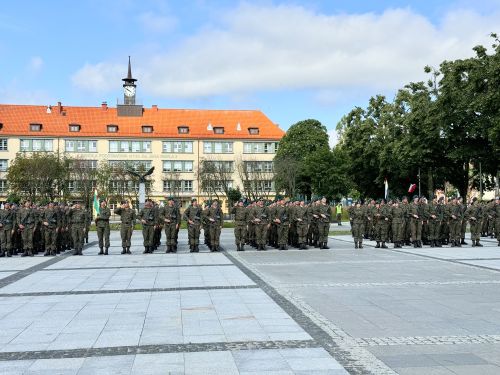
[
  {"left": 195, "top": 245, "right": 200, "bottom": 252},
  {"left": 236, "top": 244, "right": 240, "bottom": 251},
  {"left": 375, "top": 242, "right": 380, "bottom": 248},
  {"left": 7, "top": 250, "right": 12, "bottom": 257},
  {"left": 461, "top": 239, "right": 467, "bottom": 245},
  {"left": 456, "top": 241, "right": 462, "bottom": 247},
  {"left": 0, "top": 251, "right": 4, "bottom": 257},
  {"left": 166, "top": 245, "right": 171, "bottom": 253},
  {"left": 190, "top": 245, "right": 194, "bottom": 253},
  {"left": 173, "top": 245, "right": 177, "bottom": 253},
  {"left": 354, "top": 242, "right": 358, "bottom": 249},
  {"left": 98, "top": 247, "right": 104, "bottom": 255},
  {"left": 471, "top": 241, "right": 476, "bottom": 247},
  {"left": 381, "top": 242, "right": 388, "bottom": 249},
  {"left": 122, "top": 247, "right": 127, "bottom": 254},
  {"left": 28, "top": 249, "right": 34, "bottom": 257},
  {"left": 436, "top": 240, "right": 442, "bottom": 247},
  {"left": 143, "top": 247, "right": 149, "bottom": 254},
  {"left": 476, "top": 240, "right": 483, "bottom": 247},
  {"left": 104, "top": 247, "right": 109, "bottom": 255},
  {"left": 323, "top": 242, "right": 329, "bottom": 249},
  {"left": 392, "top": 242, "right": 397, "bottom": 249},
  {"left": 240, "top": 244, "right": 245, "bottom": 251},
  {"left": 430, "top": 240, "right": 435, "bottom": 248},
  {"left": 126, "top": 247, "right": 131, "bottom": 254},
  {"left": 358, "top": 241, "right": 363, "bottom": 249}
]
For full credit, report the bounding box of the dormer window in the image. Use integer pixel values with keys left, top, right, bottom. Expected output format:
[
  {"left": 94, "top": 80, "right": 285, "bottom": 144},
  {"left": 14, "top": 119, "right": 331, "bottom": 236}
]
[
  {"left": 107, "top": 124, "right": 118, "bottom": 133},
  {"left": 213, "top": 127, "right": 224, "bottom": 134},
  {"left": 142, "top": 125, "right": 153, "bottom": 133},
  {"left": 178, "top": 126, "right": 189, "bottom": 134},
  {"left": 30, "top": 123, "right": 42, "bottom": 132},
  {"left": 248, "top": 127, "right": 259, "bottom": 135},
  {"left": 69, "top": 124, "right": 81, "bottom": 132}
]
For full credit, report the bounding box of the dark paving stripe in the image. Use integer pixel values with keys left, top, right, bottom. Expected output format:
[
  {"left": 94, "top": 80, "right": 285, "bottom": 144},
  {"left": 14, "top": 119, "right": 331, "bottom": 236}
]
[
  {"left": 43, "top": 263, "right": 235, "bottom": 271},
  {"left": 222, "top": 247, "right": 374, "bottom": 375},
  {"left": 0, "top": 241, "right": 98, "bottom": 289},
  {"left": 0, "top": 284, "right": 259, "bottom": 298},
  {"left": 0, "top": 339, "right": 318, "bottom": 361}
]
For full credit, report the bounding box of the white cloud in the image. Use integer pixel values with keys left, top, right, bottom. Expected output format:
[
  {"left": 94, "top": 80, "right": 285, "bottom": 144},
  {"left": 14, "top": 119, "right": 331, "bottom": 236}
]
[
  {"left": 72, "top": 4, "right": 500, "bottom": 99},
  {"left": 71, "top": 62, "right": 126, "bottom": 92},
  {"left": 138, "top": 11, "right": 177, "bottom": 33},
  {"left": 28, "top": 56, "right": 43, "bottom": 73}
]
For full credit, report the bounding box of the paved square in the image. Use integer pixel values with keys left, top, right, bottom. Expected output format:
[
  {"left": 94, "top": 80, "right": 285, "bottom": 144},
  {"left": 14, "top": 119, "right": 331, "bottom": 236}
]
[{"left": 1, "top": 229, "right": 499, "bottom": 374}]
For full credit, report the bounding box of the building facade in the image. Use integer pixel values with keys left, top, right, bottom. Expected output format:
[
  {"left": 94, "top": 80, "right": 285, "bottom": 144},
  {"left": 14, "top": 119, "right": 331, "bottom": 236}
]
[{"left": 0, "top": 60, "right": 284, "bottom": 210}]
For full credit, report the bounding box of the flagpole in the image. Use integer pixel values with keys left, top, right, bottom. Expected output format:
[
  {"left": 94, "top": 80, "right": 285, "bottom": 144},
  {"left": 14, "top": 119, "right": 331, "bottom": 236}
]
[{"left": 418, "top": 168, "right": 421, "bottom": 197}]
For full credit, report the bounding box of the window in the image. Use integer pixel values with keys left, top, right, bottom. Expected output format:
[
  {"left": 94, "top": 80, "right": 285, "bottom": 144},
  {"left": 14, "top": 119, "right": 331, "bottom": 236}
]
[
  {"left": 162, "top": 180, "right": 193, "bottom": 192},
  {"left": 163, "top": 160, "right": 193, "bottom": 173},
  {"left": 0, "top": 139, "right": 7, "bottom": 151},
  {"left": 70, "top": 160, "right": 97, "bottom": 170},
  {"left": 213, "top": 127, "right": 224, "bottom": 134},
  {"left": 69, "top": 124, "right": 81, "bottom": 132},
  {"left": 204, "top": 160, "right": 233, "bottom": 172},
  {"left": 142, "top": 125, "right": 153, "bottom": 133},
  {"left": 107, "top": 124, "right": 118, "bottom": 133},
  {"left": 203, "top": 141, "right": 233, "bottom": 154},
  {"left": 109, "top": 160, "right": 152, "bottom": 172},
  {"left": 20, "top": 139, "right": 53, "bottom": 152},
  {"left": 0, "top": 180, "right": 7, "bottom": 193},
  {"left": 248, "top": 127, "right": 259, "bottom": 135},
  {"left": 30, "top": 123, "right": 42, "bottom": 132},
  {"left": 243, "top": 180, "right": 274, "bottom": 192},
  {"left": 244, "top": 161, "right": 273, "bottom": 173},
  {"left": 243, "top": 142, "right": 278, "bottom": 154},
  {"left": 109, "top": 140, "right": 151, "bottom": 153},
  {"left": 162, "top": 141, "right": 193, "bottom": 153},
  {"left": 0, "top": 160, "right": 7, "bottom": 171},
  {"left": 65, "top": 140, "right": 97, "bottom": 153},
  {"left": 178, "top": 126, "right": 189, "bottom": 134}
]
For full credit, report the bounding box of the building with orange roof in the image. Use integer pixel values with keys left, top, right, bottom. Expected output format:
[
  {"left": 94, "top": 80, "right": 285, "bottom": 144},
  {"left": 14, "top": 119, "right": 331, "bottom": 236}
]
[{"left": 0, "top": 59, "right": 284, "bottom": 210}]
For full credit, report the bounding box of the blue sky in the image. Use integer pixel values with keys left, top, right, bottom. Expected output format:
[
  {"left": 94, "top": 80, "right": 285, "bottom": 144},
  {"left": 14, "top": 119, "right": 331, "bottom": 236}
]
[{"left": 1, "top": 0, "right": 499, "bottom": 144}]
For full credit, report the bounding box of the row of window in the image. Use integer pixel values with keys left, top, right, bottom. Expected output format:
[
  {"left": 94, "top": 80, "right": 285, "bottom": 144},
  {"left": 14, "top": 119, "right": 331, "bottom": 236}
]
[
  {"left": 0, "top": 159, "right": 273, "bottom": 173},
  {"left": 27, "top": 123, "right": 261, "bottom": 135},
  {"left": 0, "top": 138, "right": 278, "bottom": 154}
]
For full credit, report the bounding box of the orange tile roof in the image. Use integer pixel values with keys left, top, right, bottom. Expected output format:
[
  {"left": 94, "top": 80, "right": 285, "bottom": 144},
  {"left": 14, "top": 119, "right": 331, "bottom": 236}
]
[{"left": 0, "top": 104, "right": 284, "bottom": 140}]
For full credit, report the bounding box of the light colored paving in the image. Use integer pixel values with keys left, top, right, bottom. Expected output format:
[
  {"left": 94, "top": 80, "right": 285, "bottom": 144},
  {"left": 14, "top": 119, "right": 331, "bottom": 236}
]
[
  {"left": 0, "top": 265, "right": 254, "bottom": 294},
  {"left": 0, "top": 348, "right": 347, "bottom": 375},
  {"left": 0, "top": 288, "right": 309, "bottom": 352},
  {"left": 0, "top": 272, "right": 15, "bottom": 281},
  {"left": 0, "top": 257, "right": 49, "bottom": 271}
]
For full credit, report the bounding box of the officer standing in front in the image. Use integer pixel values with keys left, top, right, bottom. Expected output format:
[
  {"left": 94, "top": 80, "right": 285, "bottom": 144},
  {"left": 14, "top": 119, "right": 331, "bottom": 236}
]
[
  {"left": 184, "top": 198, "right": 202, "bottom": 252},
  {"left": 68, "top": 202, "right": 88, "bottom": 256},
  {"left": 160, "top": 197, "right": 181, "bottom": 253},
  {"left": 96, "top": 200, "right": 111, "bottom": 255},
  {"left": 138, "top": 199, "right": 158, "bottom": 254},
  {"left": 114, "top": 200, "right": 136, "bottom": 254},
  {"left": 232, "top": 200, "right": 248, "bottom": 251}
]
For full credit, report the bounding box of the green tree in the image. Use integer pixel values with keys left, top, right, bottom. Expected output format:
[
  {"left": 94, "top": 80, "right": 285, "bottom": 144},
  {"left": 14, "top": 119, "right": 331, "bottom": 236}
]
[{"left": 6, "top": 152, "right": 70, "bottom": 202}]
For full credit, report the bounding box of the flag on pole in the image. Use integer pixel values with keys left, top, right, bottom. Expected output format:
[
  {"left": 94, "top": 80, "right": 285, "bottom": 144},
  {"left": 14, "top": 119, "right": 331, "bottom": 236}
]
[
  {"left": 384, "top": 178, "right": 389, "bottom": 200},
  {"left": 92, "top": 189, "right": 100, "bottom": 218},
  {"left": 408, "top": 183, "right": 417, "bottom": 193}
]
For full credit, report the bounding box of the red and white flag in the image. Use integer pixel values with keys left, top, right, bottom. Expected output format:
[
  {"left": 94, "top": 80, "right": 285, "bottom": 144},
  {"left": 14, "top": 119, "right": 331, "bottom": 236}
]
[{"left": 408, "top": 184, "right": 417, "bottom": 193}]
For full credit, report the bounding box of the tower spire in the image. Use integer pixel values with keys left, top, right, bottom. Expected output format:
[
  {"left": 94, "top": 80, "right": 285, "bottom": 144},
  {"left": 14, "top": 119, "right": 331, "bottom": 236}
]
[
  {"left": 127, "top": 56, "right": 132, "bottom": 80},
  {"left": 123, "top": 56, "right": 137, "bottom": 83}
]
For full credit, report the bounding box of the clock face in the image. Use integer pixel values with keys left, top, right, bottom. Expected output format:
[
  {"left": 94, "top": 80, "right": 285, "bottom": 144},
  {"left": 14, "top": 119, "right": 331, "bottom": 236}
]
[{"left": 124, "top": 86, "right": 136, "bottom": 97}]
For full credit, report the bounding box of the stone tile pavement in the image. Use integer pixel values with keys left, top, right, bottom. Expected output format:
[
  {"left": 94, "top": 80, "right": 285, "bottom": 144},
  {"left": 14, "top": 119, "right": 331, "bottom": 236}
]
[{"left": 0, "top": 230, "right": 348, "bottom": 374}]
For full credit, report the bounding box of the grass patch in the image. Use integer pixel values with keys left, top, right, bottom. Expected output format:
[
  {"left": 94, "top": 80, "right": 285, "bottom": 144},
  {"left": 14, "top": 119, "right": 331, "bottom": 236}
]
[{"left": 329, "top": 230, "right": 352, "bottom": 236}]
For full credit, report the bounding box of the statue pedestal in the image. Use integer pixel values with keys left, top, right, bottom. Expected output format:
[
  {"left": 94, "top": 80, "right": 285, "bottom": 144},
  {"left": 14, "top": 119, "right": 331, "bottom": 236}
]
[{"left": 138, "top": 182, "right": 145, "bottom": 210}]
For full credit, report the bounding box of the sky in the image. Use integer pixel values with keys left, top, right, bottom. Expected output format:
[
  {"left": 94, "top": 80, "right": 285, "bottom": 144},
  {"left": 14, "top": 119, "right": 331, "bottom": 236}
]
[{"left": 1, "top": 0, "right": 500, "bottom": 145}]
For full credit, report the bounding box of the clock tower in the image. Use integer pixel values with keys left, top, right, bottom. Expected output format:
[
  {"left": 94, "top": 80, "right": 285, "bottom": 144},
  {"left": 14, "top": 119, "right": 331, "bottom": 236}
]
[{"left": 122, "top": 56, "right": 137, "bottom": 105}]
